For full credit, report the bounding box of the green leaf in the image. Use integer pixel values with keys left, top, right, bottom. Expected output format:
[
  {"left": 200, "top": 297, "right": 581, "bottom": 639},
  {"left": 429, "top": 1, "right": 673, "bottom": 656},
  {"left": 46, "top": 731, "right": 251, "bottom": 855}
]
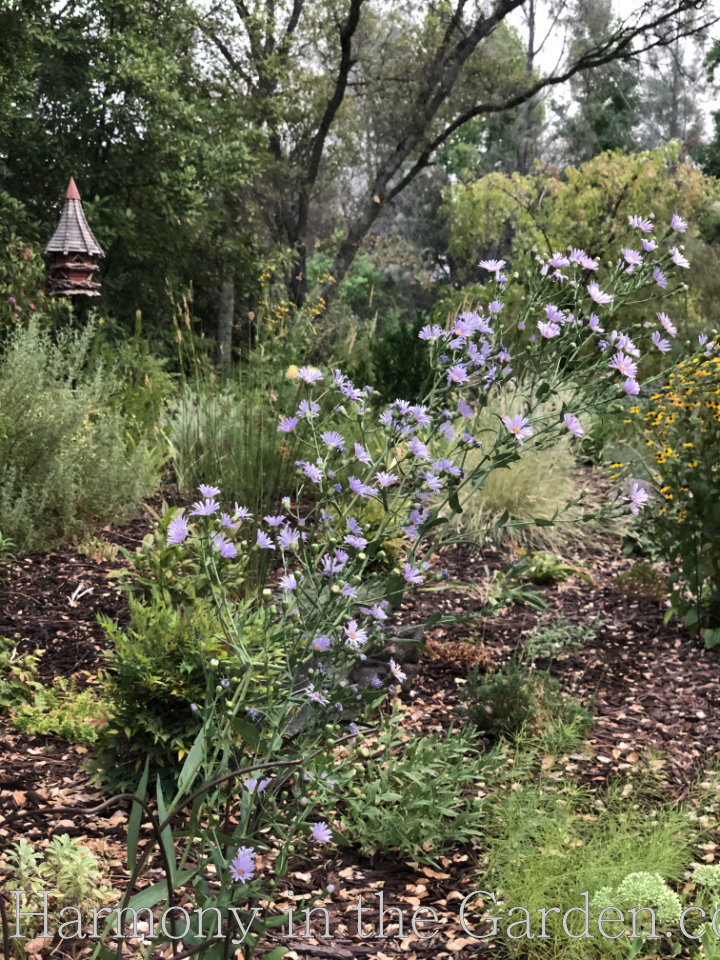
[
  {"left": 536, "top": 382, "right": 551, "bottom": 401},
  {"left": 128, "top": 869, "right": 195, "bottom": 912},
  {"left": 448, "top": 489, "right": 462, "bottom": 514},
  {"left": 231, "top": 717, "right": 260, "bottom": 749},
  {"left": 156, "top": 777, "right": 177, "bottom": 881},
  {"left": 126, "top": 758, "right": 149, "bottom": 874},
  {"left": 175, "top": 725, "right": 206, "bottom": 800},
  {"left": 703, "top": 628, "right": 720, "bottom": 650}
]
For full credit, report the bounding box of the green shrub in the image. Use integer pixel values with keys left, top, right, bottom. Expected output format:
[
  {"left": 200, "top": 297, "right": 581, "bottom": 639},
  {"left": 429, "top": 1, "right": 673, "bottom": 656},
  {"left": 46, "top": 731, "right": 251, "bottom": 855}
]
[
  {"left": 522, "top": 615, "right": 603, "bottom": 663},
  {"left": 0, "top": 636, "right": 43, "bottom": 713},
  {"left": 458, "top": 660, "right": 592, "bottom": 745},
  {"left": 11, "top": 676, "right": 107, "bottom": 745},
  {"left": 91, "top": 597, "right": 229, "bottom": 791},
  {"left": 626, "top": 347, "right": 720, "bottom": 644},
  {"left": 0, "top": 320, "right": 160, "bottom": 554},
  {"left": 332, "top": 716, "right": 497, "bottom": 866},
  {"left": 614, "top": 561, "right": 668, "bottom": 603}
]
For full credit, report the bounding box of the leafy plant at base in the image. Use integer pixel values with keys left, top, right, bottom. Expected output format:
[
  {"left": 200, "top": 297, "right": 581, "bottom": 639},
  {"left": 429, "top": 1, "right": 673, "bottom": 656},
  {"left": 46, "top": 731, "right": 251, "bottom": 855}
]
[
  {"left": 615, "top": 560, "right": 668, "bottom": 603},
  {"left": 458, "top": 659, "right": 592, "bottom": 745},
  {"left": 511, "top": 550, "right": 593, "bottom": 586},
  {"left": 330, "top": 714, "right": 495, "bottom": 866},
  {"left": 522, "top": 614, "right": 604, "bottom": 663},
  {"left": 11, "top": 676, "right": 107, "bottom": 745},
  {"left": 0, "top": 636, "right": 43, "bottom": 713}
]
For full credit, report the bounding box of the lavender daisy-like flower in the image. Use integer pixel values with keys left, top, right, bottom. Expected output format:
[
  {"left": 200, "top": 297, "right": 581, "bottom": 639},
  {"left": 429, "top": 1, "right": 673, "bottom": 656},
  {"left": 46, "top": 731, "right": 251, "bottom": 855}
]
[
  {"left": 319, "top": 430, "right": 344, "bottom": 451},
  {"left": 671, "top": 214, "right": 687, "bottom": 233},
  {"left": 389, "top": 658, "right": 407, "bottom": 683},
  {"left": 234, "top": 505, "right": 252, "bottom": 522},
  {"left": 403, "top": 563, "right": 424, "bottom": 585},
  {"left": 312, "top": 822, "right": 332, "bottom": 844},
  {"left": 278, "top": 525, "right": 301, "bottom": 550},
  {"left": 628, "top": 215, "right": 653, "bottom": 232},
  {"left": 653, "top": 266, "right": 667, "bottom": 289},
  {"left": 412, "top": 405, "right": 432, "bottom": 428},
  {"left": 623, "top": 378, "right": 640, "bottom": 395},
  {"left": 563, "top": 413, "right": 584, "bottom": 438},
  {"left": 587, "top": 281, "right": 613, "bottom": 306},
  {"left": 642, "top": 238, "right": 658, "bottom": 252},
  {"left": 588, "top": 314, "right": 604, "bottom": 333},
  {"left": 344, "top": 534, "right": 368, "bottom": 549},
  {"left": 609, "top": 352, "right": 638, "bottom": 379},
  {"left": 278, "top": 416, "right": 298, "bottom": 433},
  {"left": 348, "top": 476, "right": 376, "bottom": 498},
  {"left": 624, "top": 482, "right": 649, "bottom": 515},
  {"left": 256, "top": 530, "right": 275, "bottom": 550},
  {"left": 297, "top": 460, "right": 322, "bottom": 484},
  {"left": 198, "top": 484, "right": 221, "bottom": 499},
  {"left": 651, "top": 331, "right": 671, "bottom": 353},
  {"left": 354, "top": 442, "right": 372, "bottom": 465},
  {"left": 189, "top": 498, "right": 219, "bottom": 517},
  {"left": 230, "top": 847, "right": 256, "bottom": 884},
  {"left": 478, "top": 258, "right": 506, "bottom": 274},
  {"left": 297, "top": 399, "right": 320, "bottom": 419},
  {"left": 418, "top": 324, "right": 444, "bottom": 341},
  {"left": 297, "top": 365, "right": 323, "bottom": 383},
  {"left": 305, "top": 683, "right": 329, "bottom": 705},
  {"left": 370, "top": 675, "right": 383, "bottom": 689},
  {"left": 502, "top": 413, "right": 533, "bottom": 445},
  {"left": 407, "top": 437, "right": 430, "bottom": 460},
  {"left": 376, "top": 471, "right": 399, "bottom": 488},
  {"left": 344, "top": 620, "right": 368, "bottom": 650},
  {"left": 313, "top": 636, "right": 332, "bottom": 652},
  {"left": 279, "top": 572, "right": 298, "bottom": 591},
  {"left": 212, "top": 533, "right": 237, "bottom": 558},
  {"left": 264, "top": 514, "right": 286, "bottom": 527},
  {"left": 447, "top": 363, "right": 470, "bottom": 386},
  {"left": 167, "top": 515, "right": 189, "bottom": 545},
  {"left": 537, "top": 320, "right": 560, "bottom": 339},
  {"left": 658, "top": 312, "right": 677, "bottom": 338},
  {"left": 622, "top": 248, "right": 643, "bottom": 269},
  {"left": 670, "top": 247, "right": 690, "bottom": 269}
]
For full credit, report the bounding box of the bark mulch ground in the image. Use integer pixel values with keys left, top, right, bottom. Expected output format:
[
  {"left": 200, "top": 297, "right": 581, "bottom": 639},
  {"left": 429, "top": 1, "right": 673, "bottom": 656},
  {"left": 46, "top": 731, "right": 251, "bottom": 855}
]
[{"left": 1, "top": 507, "right": 719, "bottom": 960}]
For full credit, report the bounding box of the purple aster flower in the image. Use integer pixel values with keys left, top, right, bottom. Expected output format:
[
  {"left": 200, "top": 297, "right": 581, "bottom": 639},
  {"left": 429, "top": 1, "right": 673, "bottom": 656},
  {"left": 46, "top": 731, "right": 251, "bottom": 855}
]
[
  {"left": 234, "top": 504, "right": 252, "bottom": 522},
  {"left": 670, "top": 247, "right": 690, "bottom": 269},
  {"left": 588, "top": 313, "right": 604, "bottom": 333},
  {"left": 403, "top": 563, "right": 425, "bottom": 585},
  {"left": 221, "top": 677, "right": 230, "bottom": 688},
  {"left": 651, "top": 331, "right": 671, "bottom": 353},
  {"left": 279, "top": 572, "right": 298, "bottom": 591},
  {"left": 537, "top": 320, "right": 560, "bottom": 339},
  {"left": 642, "top": 238, "right": 658, "bottom": 252},
  {"left": 411, "top": 405, "right": 432, "bottom": 428},
  {"left": 502, "top": 413, "right": 533, "bottom": 445},
  {"left": 418, "top": 324, "right": 444, "bottom": 341},
  {"left": 278, "top": 525, "right": 301, "bottom": 550},
  {"left": 321, "top": 430, "right": 346, "bottom": 451},
  {"left": 189, "top": 498, "right": 219, "bottom": 517},
  {"left": 190, "top": 703, "right": 198, "bottom": 712},
  {"left": 370, "top": 675, "right": 383, "bottom": 689},
  {"left": 624, "top": 482, "right": 649, "bottom": 515},
  {"left": 628, "top": 215, "right": 654, "bottom": 232},
  {"left": 344, "top": 534, "right": 368, "bottom": 549},
  {"left": 671, "top": 214, "right": 687, "bottom": 233},
  {"left": 361, "top": 602, "right": 388, "bottom": 621},
  {"left": 346, "top": 516, "right": 363, "bottom": 535},
  {"left": 348, "top": 475, "right": 377, "bottom": 498},
  {"left": 221, "top": 512, "right": 240, "bottom": 530},
  {"left": 305, "top": 683, "right": 329, "bottom": 705},
  {"left": 545, "top": 304, "right": 564, "bottom": 324},
  {"left": 488, "top": 300, "right": 504, "bottom": 314},
  {"left": 198, "top": 484, "right": 221, "bottom": 499},
  {"left": 609, "top": 352, "right": 638, "bottom": 379},
  {"left": 297, "top": 365, "right": 323, "bottom": 383},
  {"left": 296, "top": 460, "right": 322, "bottom": 484},
  {"left": 623, "top": 378, "right": 640, "bottom": 396},
  {"left": 408, "top": 437, "right": 430, "bottom": 459},
  {"left": 354, "top": 442, "right": 372, "bottom": 465},
  {"left": 212, "top": 533, "right": 237, "bottom": 558},
  {"left": 256, "top": 530, "right": 275, "bottom": 550},
  {"left": 653, "top": 266, "right": 667, "bottom": 289},
  {"left": 341, "top": 581, "right": 358, "bottom": 599},
  {"left": 313, "top": 636, "right": 332, "bottom": 652},
  {"left": 167, "top": 515, "right": 189, "bottom": 545},
  {"left": 376, "top": 471, "right": 399, "bottom": 488},
  {"left": 278, "top": 416, "right": 298, "bottom": 433},
  {"left": 622, "top": 248, "right": 643, "bottom": 269},
  {"left": 230, "top": 846, "right": 256, "bottom": 884},
  {"left": 563, "top": 413, "right": 583, "bottom": 438},
  {"left": 458, "top": 399, "right": 473, "bottom": 418},
  {"left": 699, "top": 333, "right": 709, "bottom": 346},
  {"left": 548, "top": 252, "right": 570, "bottom": 269},
  {"left": 264, "top": 514, "right": 286, "bottom": 526},
  {"left": 424, "top": 473, "right": 443, "bottom": 492},
  {"left": 447, "top": 362, "right": 470, "bottom": 387},
  {"left": 312, "top": 822, "right": 332, "bottom": 844},
  {"left": 389, "top": 658, "right": 407, "bottom": 683},
  {"left": 297, "top": 399, "right": 320, "bottom": 419},
  {"left": 658, "top": 312, "right": 677, "bottom": 337},
  {"left": 344, "top": 620, "right": 368, "bottom": 650},
  {"left": 587, "top": 281, "right": 613, "bottom": 305},
  {"left": 478, "top": 258, "right": 506, "bottom": 273}
]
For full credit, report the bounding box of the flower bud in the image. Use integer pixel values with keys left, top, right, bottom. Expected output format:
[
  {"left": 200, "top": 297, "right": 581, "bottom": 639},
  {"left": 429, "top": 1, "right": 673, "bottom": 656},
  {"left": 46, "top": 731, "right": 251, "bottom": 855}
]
[
  {"left": 210, "top": 658, "right": 219, "bottom": 667},
  {"left": 262, "top": 588, "right": 272, "bottom": 597}
]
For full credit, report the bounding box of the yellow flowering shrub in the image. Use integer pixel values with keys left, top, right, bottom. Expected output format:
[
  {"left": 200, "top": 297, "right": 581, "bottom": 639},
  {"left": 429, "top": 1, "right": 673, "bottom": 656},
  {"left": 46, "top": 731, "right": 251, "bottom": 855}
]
[{"left": 632, "top": 343, "right": 720, "bottom": 645}]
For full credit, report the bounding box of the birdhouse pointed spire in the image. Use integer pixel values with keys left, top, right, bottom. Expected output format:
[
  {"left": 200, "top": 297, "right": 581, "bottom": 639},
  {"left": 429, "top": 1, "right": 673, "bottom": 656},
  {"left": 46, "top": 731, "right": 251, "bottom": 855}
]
[{"left": 45, "top": 177, "right": 104, "bottom": 297}]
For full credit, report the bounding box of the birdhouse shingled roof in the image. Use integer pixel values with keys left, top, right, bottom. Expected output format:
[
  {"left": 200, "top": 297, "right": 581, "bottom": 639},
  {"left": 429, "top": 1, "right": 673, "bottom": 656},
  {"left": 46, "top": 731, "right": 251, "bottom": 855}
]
[{"left": 44, "top": 178, "right": 104, "bottom": 257}]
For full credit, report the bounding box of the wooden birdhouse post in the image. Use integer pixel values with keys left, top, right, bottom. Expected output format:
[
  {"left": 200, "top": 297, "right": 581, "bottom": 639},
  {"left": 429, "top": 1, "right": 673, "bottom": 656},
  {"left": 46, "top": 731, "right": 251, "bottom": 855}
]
[{"left": 44, "top": 178, "right": 104, "bottom": 297}]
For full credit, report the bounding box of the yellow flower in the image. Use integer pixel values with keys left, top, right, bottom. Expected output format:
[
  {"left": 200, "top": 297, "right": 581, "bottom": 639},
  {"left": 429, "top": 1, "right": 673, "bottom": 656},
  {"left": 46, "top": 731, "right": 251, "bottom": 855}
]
[{"left": 286, "top": 365, "right": 299, "bottom": 380}]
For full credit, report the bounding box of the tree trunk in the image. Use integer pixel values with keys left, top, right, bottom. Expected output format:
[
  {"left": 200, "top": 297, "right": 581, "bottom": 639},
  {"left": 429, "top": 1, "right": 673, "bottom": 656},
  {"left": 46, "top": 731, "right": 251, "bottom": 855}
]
[{"left": 216, "top": 268, "right": 235, "bottom": 372}]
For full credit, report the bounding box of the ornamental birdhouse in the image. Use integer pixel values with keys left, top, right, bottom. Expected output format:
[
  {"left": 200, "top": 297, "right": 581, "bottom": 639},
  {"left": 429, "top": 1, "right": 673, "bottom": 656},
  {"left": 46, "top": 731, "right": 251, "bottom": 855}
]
[{"left": 45, "top": 178, "right": 104, "bottom": 297}]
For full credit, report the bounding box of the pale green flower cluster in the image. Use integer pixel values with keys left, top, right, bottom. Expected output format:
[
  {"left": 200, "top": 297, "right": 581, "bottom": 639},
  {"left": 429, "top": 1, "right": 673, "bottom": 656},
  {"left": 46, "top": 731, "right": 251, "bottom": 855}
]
[{"left": 591, "top": 872, "right": 682, "bottom": 926}]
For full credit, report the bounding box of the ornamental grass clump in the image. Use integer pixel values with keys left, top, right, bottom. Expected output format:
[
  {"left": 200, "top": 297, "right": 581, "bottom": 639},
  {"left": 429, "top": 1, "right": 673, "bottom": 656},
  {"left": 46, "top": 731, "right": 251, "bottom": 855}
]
[
  {"left": 88, "top": 217, "right": 709, "bottom": 960},
  {"left": 627, "top": 345, "right": 720, "bottom": 645}
]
